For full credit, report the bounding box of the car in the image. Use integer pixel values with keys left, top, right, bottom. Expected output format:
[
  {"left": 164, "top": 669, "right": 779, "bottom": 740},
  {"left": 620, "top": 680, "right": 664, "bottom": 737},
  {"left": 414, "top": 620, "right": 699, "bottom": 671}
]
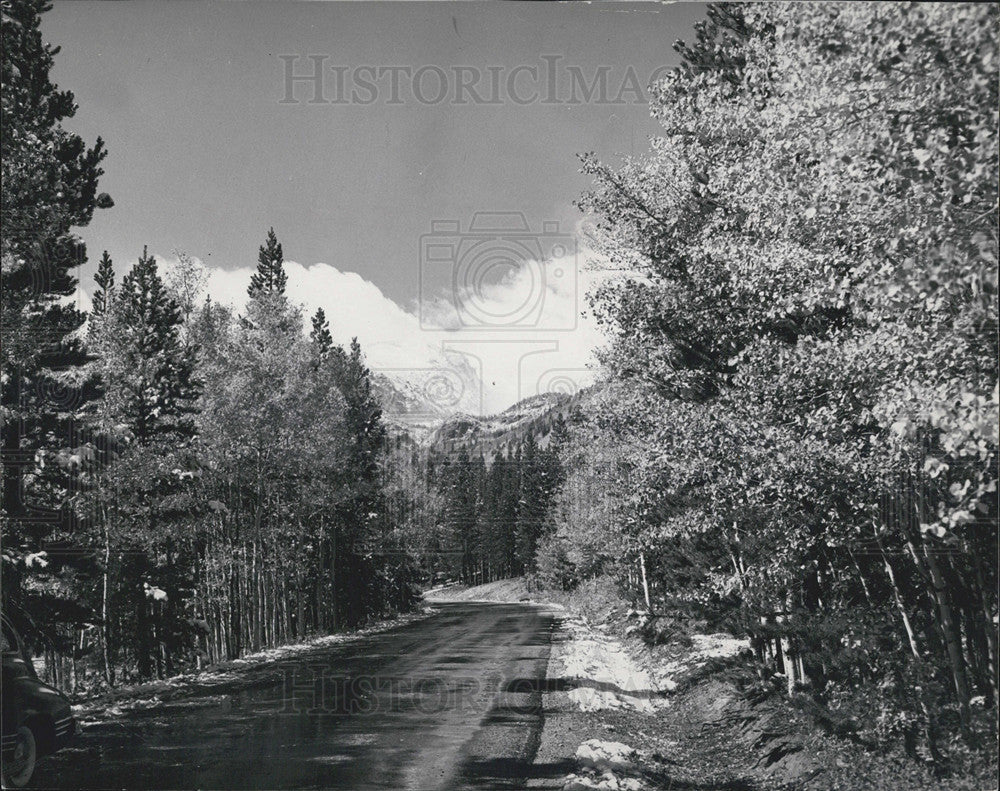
[{"left": 2, "top": 615, "right": 75, "bottom": 788}]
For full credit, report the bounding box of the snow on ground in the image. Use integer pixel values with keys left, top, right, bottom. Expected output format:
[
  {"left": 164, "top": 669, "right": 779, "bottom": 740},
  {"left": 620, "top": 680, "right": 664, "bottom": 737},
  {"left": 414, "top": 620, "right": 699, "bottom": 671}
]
[
  {"left": 555, "top": 616, "right": 664, "bottom": 714},
  {"left": 552, "top": 629, "right": 749, "bottom": 789},
  {"left": 562, "top": 740, "right": 648, "bottom": 791},
  {"left": 427, "top": 580, "right": 659, "bottom": 712},
  {"left": 429, "top": 580, "right": 748, "bottom": 713},
  {"left": 423, "top": 578, "right": 536, "bottom": 603}
]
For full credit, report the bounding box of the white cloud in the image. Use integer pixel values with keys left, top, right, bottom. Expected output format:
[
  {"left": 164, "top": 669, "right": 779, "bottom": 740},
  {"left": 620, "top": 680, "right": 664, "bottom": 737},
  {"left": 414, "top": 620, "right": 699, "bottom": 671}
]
[{"left": 79, "top": 237, "right": 611, "bottom": 415}]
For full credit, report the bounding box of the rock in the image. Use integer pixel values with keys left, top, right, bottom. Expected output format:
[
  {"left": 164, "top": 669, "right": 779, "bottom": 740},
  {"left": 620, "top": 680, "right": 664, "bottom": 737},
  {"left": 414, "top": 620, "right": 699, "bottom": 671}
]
[
  {"left": 562, "top": 772, "right": 644, "bottom": 791},
  {"left": 576, "top": 739, "right": 639, "bottom": 773},
  {"left": 563, "top": 774, "right": 603, "bottom": 790}
]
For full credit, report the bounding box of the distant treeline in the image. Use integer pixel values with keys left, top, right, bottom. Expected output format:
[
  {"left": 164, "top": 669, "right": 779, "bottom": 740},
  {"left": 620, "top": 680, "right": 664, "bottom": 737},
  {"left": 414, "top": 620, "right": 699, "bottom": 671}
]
[{"left": 427, "top": 429, "right": 565, "bottom": 586}]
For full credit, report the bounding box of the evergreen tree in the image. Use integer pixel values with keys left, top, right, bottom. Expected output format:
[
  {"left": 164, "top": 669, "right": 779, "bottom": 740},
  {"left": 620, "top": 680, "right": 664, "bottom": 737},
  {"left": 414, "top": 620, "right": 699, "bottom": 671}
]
[
  {"left": 470, "top": 453, "right": 487, "bottom": 584},
  {"left": 92, "top": 250, "right": 115, "bottom": 318},
  {"left": 329, "top": 337, "right": 388, "bottom": 623},
  {"left": 333, "top": 338, "right": 386, "bottom": 462},
  {"left": 516, "top": 434, "right": 547, "bottom": 572},
  {"left": 90, "top": 247, "right": 202, "bottom": 679},
  {"left": 1, "top": 0, "right": 111, "bottom": 638},
  {"left": 549, "top": 413, "right": 569, "bottom": 452},
  {"left": 441, "top": 449, "right": 478, "bottom": 584},
  {"left": 105, "top": 247, "right": 199, "bottom": 442},
  {"left": 480, "top": 451, "right": 507, "bottom": 581},
  {"left": 247, "top": 227, "right": 287, "bottom": 297},
  {"left": 309, "top": 307, "right": 333, "bottom": 360},
  {"left": 497, "top": 447, "right": 522, "bottom": 574},
  {"left": 672, "top": 3, "right": 751, "bottom": 87}
]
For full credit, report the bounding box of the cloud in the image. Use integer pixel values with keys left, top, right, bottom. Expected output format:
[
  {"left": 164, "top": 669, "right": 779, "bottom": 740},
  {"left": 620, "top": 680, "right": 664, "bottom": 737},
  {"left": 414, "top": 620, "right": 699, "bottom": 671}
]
[{"left": 79, "top": 238, "right": 610, "bottom": 415}]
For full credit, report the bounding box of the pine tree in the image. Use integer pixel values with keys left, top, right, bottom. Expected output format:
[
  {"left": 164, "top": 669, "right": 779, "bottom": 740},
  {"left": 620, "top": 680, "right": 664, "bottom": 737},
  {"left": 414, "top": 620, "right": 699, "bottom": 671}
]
[
  {"left": 247, "top": 227, "right": 287, "bottom": 297},
  {"left": 442, "top": 449, "right": 478, "bottom": 584},
  {"left": 470, "top": 453, "right": 487, "bottom": 584},
  {"left": 92, "top": 247, "right": 201, "bottom": 679},
  {"left": 329, "top": 337, "right": 388, "bottom": 623},
  {"left": 515, "top": 434, "right": 542, "bottom": 572},
  {"left": 106, "top": 246, "right": 199, "bottom": 442},
  {"left": 496, "top": 447, "right": 522, "bottom": 575},
  {"left": 333, "top": 338, "right": 386, "bottom": 461},
  {"left": 92, "top": 250, "right": 115, "bottom": 318},
  {"left": 550, "top": 413, "right": 569, "bottom": 451},
  {"left": 481, "top": 451, "right": 507, "bottom": 580},
  {"left": 310, "top": 307, "right": 333, "bottom": 360},
  {"left": 1, "top": 0, "right": 112, "bottom": 636}
]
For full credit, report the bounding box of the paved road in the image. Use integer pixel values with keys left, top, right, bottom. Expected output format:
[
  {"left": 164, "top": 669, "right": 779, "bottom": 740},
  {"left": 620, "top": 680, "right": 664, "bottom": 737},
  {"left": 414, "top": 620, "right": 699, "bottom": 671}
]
[{"left": 33, "top": 603, "right": 561, "bottom": 790}]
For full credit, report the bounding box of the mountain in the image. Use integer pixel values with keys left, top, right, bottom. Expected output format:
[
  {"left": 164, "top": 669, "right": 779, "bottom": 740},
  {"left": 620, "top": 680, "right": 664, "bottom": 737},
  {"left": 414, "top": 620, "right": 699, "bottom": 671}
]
[
  {"left": 371, "top": 356, "right": 482, "bottom": 443},
  {"left": 427, "top": 388, "right": 596, "bottom": 460},
  {"left": 374, "top": 364, "right": 599, "bottom": 457},
  {"left": 372, "top": 372, "right": 449, "bottom": 443}
]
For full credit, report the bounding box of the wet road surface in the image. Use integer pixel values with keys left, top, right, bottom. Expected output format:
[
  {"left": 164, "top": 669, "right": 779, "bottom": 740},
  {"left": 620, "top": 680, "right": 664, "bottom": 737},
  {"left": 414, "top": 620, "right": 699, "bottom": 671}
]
[{"left": 34, "top": 603, "right": 561, "bottom": 790}]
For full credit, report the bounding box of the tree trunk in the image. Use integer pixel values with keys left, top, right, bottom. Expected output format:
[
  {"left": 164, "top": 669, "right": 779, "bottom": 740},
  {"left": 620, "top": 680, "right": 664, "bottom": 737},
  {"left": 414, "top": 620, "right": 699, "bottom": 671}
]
[
  {"left": 330, "top": 530, "right": 339, "bottom": 631},
  {"left": 777, "top": 597, "right": 798, "bottom": 695},
  {"left": 137, "top": 595, "right": 151, "bottom": 679},
  {"left": 101, "top": 517, "right": 115, "bottom": 685},
  {"left": 966, "top": 544, "right": 999, "bottom": 709},
  {"left": 878, "top": 534, "right": 921, "bottom": 659},
  {"left": 921, "top": 537, "right": 972, "bottom": 732},
  {"left": 638, "top": 551, "right": 651, "bottom": 612}
]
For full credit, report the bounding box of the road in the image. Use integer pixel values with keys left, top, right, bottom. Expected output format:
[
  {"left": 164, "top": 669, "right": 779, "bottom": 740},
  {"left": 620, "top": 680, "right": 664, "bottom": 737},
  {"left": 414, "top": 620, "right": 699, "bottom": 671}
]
[{"left": 33, "top": 603, "right": 561, "bottom": 790}]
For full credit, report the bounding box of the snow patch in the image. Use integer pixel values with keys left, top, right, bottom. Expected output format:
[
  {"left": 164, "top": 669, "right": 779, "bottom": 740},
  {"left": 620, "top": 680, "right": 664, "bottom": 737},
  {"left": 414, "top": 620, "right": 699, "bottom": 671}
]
[
  {"left": 562, "top": 740, "right": 647, "bottom": 790},
  {"left": 557, "top": 616, "right": 664, "bottom": 713},
  {"left": 576, "top": 740, "right": 639, "bottom": 773},
  {"left": 563, "top": 773, "right": 644, "bottom": 791}
]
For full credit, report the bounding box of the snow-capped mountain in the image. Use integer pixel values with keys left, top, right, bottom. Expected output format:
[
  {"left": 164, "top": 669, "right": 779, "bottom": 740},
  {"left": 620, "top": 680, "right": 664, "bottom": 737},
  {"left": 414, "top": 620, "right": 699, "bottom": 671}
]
[{"left": 373, "top": 359, "right": 598, "bottom": 456}]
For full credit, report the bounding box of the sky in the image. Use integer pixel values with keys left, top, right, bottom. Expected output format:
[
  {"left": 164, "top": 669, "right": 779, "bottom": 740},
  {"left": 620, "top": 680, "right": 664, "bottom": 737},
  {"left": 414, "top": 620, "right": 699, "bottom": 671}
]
[{"left": 45, "top": 1, "right": 705, "bottom": 414}]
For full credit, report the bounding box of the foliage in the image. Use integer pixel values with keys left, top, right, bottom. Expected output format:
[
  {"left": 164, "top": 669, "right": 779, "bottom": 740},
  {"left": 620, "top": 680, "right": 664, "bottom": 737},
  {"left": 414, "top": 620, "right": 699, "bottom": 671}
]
[
  {"left": 431, "top": 432, "right": 563, "bottom": 585},
  {"left": 546, "top": 1, "right": 998, "bottom": 761}
]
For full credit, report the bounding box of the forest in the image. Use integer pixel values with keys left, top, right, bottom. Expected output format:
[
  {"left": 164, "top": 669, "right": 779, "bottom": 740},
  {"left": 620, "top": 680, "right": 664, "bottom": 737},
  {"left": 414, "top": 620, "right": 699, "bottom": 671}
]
[{"left": 2, "top": 0, "right": 997, "bottom": 766}]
